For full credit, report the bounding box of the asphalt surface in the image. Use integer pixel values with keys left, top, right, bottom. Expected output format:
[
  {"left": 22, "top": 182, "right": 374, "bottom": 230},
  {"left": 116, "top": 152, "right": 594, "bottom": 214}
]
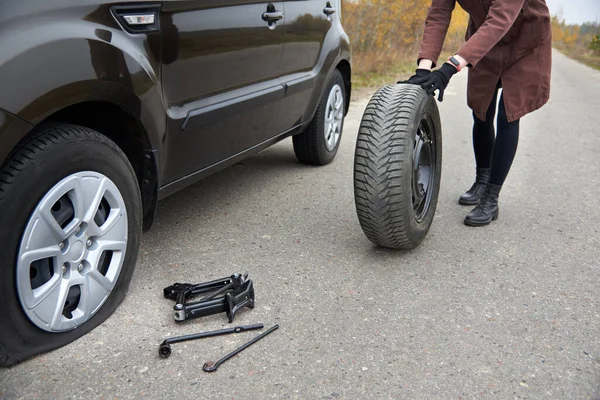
[{"left": 1, "top": 50, "right": 599, "bottom": 399}]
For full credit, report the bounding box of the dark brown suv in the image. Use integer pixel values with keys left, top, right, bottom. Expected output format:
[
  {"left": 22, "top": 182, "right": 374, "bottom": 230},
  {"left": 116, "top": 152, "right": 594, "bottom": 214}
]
[{"left": 0, "top": 0, "right": 351, "bottom": 366}]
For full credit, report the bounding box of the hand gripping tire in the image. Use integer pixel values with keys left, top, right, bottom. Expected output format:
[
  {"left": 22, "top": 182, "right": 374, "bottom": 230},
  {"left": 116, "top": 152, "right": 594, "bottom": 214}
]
[{"left": 353, "top": 84, "right": 442, "bottom": 250}]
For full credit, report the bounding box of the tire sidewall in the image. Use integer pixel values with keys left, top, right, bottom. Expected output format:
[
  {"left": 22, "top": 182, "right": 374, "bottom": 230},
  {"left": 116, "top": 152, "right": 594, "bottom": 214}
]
[{"left": 0, "top": 129, "right": 141, "bottom": 362}]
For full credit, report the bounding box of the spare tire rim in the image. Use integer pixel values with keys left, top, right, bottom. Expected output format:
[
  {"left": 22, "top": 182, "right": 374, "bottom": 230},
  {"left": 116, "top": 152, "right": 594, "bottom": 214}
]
[
  {"left": 412, "top": 122, "right": 435, "bottom": 223},
  {"left": 324, "top": 84, "right": 344, "bottom": 151},
  {"left": 16, "top": 171, "right": 128, "bottom": 332}
]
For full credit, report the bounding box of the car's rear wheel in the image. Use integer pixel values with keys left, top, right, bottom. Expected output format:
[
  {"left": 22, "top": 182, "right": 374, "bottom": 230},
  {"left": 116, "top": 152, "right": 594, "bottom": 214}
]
[
  {"left": 0, "top": 124, "right": 141, "bottom": 367},
  {"left": 353, "top": 84, "right": 443, "bottom": 250},
  {"left": 293, "top": 69, "right": 346, "bottom": 165}
]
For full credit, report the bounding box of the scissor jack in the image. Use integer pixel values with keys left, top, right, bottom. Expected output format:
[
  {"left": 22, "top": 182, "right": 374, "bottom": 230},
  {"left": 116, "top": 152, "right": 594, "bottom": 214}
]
[{"left": 163, "top": 273, "right": 254, "bottom": 323}]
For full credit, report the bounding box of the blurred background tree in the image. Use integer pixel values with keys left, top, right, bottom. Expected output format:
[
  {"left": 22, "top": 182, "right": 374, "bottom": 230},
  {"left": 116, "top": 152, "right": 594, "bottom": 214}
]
[
  {"left": 342, "top": 0, "right": 468, "bottom": 86},
  {"left": 551, "top": 14, "right": 600, "bottom": 69},
  {"left": 343, "top": 0, "right": 600, "bottom": 88},
  {"left": 591, "top": 35, "right": 600, "bottom": 55}
]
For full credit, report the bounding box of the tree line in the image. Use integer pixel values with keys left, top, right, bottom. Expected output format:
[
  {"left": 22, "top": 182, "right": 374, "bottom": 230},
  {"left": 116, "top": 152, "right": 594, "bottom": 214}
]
[{"left": 342, "top": 0, "right": 600, "bottom": 83}]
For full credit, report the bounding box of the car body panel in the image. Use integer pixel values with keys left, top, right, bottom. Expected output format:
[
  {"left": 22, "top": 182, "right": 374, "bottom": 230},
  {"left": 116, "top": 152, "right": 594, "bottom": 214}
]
[
  {"left": 0, "top": 0, "right": 351, "bottom": 224},
  {"left": 0, "top": 1, "right": 165, "bottom": 167},
  {"left": 0, "top": 109, "right": 34, "bottom": 164},
  {"left": 159, "top": 0, "right": 286, "bottom": 185},
  {"left": 278, "top": 0, "right": 351, "bottom": 131}
]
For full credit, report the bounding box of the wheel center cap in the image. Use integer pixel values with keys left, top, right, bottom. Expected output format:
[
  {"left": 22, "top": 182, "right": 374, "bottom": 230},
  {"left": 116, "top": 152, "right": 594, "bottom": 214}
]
[{"left": 68, "top": 240, "right": 85, "bottom": 263}]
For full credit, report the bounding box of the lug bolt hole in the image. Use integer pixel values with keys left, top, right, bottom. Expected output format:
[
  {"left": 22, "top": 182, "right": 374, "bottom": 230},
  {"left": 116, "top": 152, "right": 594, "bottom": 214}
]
[
  {"left": 76, "top": 260, "right": 91, "bottom": 275},
  {"left": 75, "top": 222, "right": 88, "bottom": 238},
  {"left": 59, "top": 240, "right": 69, "bottom": 252}
]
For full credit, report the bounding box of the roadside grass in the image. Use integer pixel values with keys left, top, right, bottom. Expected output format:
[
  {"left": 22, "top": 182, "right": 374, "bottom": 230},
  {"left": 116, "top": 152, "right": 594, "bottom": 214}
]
[
  {"left": 351, "top": 51, "right": 456, "bottom": 89},
  {"left": 351, "top": 45, "right": 600, "bottom": 92},
  {"left": 351, "top": 52, "right": 415, "bottom": 89},
  {"left": 553, "top": 44, "right": 600, "bottom": 71}
]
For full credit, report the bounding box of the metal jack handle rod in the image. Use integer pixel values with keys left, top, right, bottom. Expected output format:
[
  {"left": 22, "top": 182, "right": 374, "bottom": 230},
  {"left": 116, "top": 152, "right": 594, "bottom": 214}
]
[
  {"left": 158, "top": 323, "right": 264, "bottom": 358},
  {"left": 203, "top": 324, "right": 279, "bottom": 373}
]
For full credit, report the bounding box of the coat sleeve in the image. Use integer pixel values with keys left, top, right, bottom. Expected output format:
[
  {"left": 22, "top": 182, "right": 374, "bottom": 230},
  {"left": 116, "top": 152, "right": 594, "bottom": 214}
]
[
  {"left": 456, "top": 0, "right": 527, "bottom": 67},
  {"left": 417, "top": 0, "right": 456, "bottom": 68}
]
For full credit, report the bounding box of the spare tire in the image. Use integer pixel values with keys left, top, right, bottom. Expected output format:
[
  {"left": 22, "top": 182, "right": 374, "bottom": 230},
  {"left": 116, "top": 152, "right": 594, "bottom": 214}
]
[{"left": 353, "top": 84, "right": 442, "bottom": 250}]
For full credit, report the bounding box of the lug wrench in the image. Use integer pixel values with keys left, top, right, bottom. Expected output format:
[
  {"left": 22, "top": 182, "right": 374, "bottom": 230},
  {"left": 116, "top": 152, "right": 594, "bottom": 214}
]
[
  {"left": 203, "top": 324, "right": 279, "bottom": 373},
  {"left": 159, "top": 323, "right": 264, "bottom": 358}
]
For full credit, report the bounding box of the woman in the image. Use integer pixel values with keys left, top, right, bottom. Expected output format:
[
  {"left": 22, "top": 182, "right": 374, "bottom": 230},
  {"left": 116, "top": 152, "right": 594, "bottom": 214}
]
[{"left": 404, "top": 0, "right": 552, "bottom": 226}]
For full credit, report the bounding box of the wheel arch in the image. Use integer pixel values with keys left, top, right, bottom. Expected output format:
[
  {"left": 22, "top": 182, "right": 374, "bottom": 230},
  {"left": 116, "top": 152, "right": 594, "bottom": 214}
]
[
  {"left": 43, "top": 101, "right": 159, "bottom": 232},
  {"left": 0, "top": 8, "right": 164, "bottom": 230},
  {"left": 335, "top": 59, "right": 352, "bottom": 116}
]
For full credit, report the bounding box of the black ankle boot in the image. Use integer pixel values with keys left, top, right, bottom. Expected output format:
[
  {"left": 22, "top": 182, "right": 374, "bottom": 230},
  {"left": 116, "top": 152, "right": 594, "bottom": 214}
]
[
  {"left": 458, "top": 168, "right": 490, "bottom": 206},
  {"left": 464, "top": 184, "right": 501, "bottom": 226}
]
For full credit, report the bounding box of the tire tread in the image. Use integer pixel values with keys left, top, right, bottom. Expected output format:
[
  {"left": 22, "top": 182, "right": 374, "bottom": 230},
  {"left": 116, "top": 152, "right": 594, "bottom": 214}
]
[
  {"left": 353, "top": 84, "right": 440, "bottom": 250},
  {"left": 0, "top": 124, "right": 121, "bottom": 204}
]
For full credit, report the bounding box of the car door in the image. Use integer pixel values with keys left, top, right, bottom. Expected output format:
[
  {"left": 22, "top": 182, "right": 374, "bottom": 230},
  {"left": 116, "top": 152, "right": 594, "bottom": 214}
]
[
  {"left": 277, "top": 0, "right": 338, "bottom": 132},
  {"left": 160, "top": 0, "right": 285, "bottom": 185}
]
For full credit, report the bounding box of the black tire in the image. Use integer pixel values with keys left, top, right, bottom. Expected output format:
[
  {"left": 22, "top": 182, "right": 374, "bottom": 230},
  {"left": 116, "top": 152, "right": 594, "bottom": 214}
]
[
  {"left": 293, "top": 69, "right": 346, "bottom": 165},
  {"left": 0, "top": 124, "right": 142, "bottom": 367},
  {"left": 353, "top": 84, "right": 442, "bottom": 250}
]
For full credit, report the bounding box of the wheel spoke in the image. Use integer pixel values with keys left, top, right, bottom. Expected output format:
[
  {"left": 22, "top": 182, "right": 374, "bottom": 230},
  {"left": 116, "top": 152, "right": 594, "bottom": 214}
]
[
  {"left": 36, "top": 176, "right": 84, "bottom": 239},
  {"left": 19, "top": 245, "right": 62, "bottom": 270},
  {"left": 39, "top": 207, "right": 69, "bottom": 242},
  {"left": 328, "top": 90, "right": 336, "bottom": 105},
  {"left": 88, "top": 269, "right": 114, "bottom": 295},
  {"left": 27, "top": 277, "right": 69, "bottom": 329},
  {"left": 81, "top": 176, "right": 109, "bottom": 225},
  {"left": 68, "top": 176, "right": 86, "bottom": 222},
  {"left": 88, "top": 239, "right": 127, "bottom": 279},
  {"left": 327, "top": 124, "right": 334, "bottom": 142},
  {"left": 90, "top": 268, "right": 114, "bottom": 291},
  {"left": 335, "top": 91, "right": 343, "bottom": 110},
  {"left": 97, "top": 239, "right": 127, "bottom": 253},
  {"left": 325, "top": 109, "right": 334, "bottom": 123},
  {"left": 20, "top": 272, "right": 60, "bottom": 310},
  {"left": 83, "top": 270, "right": 112, "bottom": 317},
  {"left": 88, "top": 208, "right": 126, "bottom": 238}
]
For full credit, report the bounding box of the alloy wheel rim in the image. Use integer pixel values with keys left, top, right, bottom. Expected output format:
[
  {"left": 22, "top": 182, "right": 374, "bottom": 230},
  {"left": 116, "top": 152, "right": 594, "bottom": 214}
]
[
  {"left": 324, "top": 84, "right": 344, "bottom": 151},
  {"left": 16, "top": 171, "right": 128, "bottom": 332}
]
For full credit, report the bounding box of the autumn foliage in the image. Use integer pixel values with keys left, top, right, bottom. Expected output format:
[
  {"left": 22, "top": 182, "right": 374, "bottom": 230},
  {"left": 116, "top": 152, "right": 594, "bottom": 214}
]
[
  {"left": 343, "top": 1, "right": 600, "bottom": 85},
  {"left": 551, "top": 15, "right": 600, "bottom": 69},
  {"left": 342, "top": 0, "right": 469, "bottom": 84}
]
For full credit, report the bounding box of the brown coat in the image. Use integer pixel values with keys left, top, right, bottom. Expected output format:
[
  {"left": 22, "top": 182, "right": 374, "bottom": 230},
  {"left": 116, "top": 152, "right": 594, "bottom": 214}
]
[{"left": 418, "top": 0, "right": 553, "bottom": 122}]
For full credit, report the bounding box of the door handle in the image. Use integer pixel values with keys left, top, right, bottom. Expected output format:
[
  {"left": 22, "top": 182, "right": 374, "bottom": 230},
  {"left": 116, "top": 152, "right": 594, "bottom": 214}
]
[{"left": 262, "top": 11, "right": 284, "bottom": 22}]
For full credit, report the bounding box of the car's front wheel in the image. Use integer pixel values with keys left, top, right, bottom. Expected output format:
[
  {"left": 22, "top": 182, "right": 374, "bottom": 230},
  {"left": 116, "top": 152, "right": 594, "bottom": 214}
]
[{"left": 0, "top": 124, "right": 142, "bottom": 367}]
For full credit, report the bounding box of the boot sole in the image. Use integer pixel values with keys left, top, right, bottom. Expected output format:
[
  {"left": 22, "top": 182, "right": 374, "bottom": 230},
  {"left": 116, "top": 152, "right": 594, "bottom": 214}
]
[
  {"left": 458, "top": 198, "right": 479, "bottom": 206},
  {"left": 464, "top": 211, "right": 499, "bottom": 227}
]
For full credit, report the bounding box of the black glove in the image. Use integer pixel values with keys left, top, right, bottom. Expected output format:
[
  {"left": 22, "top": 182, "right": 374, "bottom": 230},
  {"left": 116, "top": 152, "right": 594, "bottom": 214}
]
[
  {"left": 399, "top": 68, "right": 431, "bottom": 85},
  {"left": 420, "top": 63, "right": 458, "bottom": 102}
]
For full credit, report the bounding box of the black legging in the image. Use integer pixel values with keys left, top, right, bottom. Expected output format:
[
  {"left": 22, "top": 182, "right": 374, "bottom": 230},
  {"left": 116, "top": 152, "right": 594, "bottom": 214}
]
[{"left": 472, "top": 87, "right": 520, "bottom": 186}]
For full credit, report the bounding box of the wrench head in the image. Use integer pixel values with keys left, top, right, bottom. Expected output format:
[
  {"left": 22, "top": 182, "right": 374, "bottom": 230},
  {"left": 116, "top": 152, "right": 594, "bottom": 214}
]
[{"left": 159, "top": 343, "right": 172, "bottom": 358}]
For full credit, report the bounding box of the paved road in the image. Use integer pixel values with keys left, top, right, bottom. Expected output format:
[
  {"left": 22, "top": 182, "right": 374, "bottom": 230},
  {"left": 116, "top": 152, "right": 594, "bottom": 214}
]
[{"left": 1, "top": 50, "right": 599, "bottom": 399}]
